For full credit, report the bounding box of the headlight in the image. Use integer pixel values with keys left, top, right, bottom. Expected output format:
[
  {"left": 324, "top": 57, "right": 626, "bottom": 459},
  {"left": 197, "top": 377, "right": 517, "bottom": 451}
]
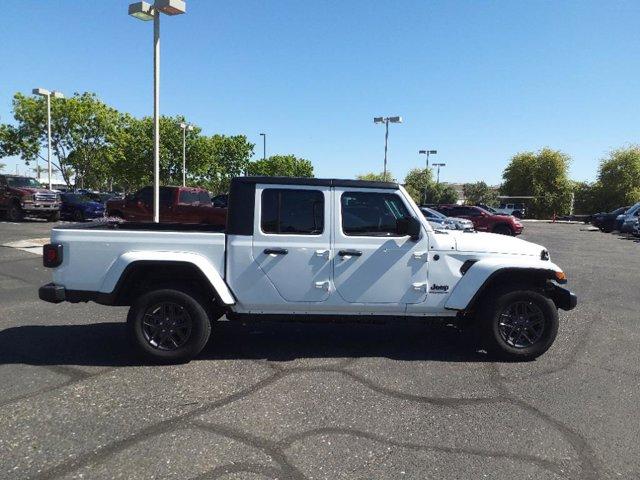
[{"left": 21, "top": 195, "right": 34, "bottom": 203}]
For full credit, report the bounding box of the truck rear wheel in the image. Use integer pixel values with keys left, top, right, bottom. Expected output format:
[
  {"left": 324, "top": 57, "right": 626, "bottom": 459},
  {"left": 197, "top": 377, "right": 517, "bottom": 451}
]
[
  {"left": 127, "top": 288, "right": 212, "bottom": 363},
  {"left": 478, "top": 287, "right": 558, "bottom": 361}
]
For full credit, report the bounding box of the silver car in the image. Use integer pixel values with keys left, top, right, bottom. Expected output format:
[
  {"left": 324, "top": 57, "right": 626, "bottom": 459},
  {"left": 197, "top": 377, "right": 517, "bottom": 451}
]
[{"left": 420, "top": 207, "right": 474, "bottom": 231}]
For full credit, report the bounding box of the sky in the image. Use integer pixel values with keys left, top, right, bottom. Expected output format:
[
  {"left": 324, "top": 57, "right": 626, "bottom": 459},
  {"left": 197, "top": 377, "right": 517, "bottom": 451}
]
[{"left": 1, "top": 0, "right": 639, "bottom": 185}]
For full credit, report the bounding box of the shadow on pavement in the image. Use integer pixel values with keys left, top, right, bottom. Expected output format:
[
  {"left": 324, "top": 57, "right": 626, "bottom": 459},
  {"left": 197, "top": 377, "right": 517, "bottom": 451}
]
[{"left": 0, "top": 320, "right": 490, "bottom": 368}]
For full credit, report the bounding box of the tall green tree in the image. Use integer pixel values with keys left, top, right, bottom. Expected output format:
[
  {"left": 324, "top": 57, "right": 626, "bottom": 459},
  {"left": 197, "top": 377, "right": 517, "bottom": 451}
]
[
  {"left": 248, "top": 155, "right": 314, "bottom": 178},
  {"left": 403, "top": 168, "right": 434, "bottom": 204},
  {"left": 356, "top": 171, "right": 394, "bottom": 182},
  {"left": 0, "top": 92, "right": 120, "bottom": 188},
  {"left": 463, "top": 181, "right": 498, "bottom": 206},
  {"left": 572, "top": 181, "right": 601, "bottom": 215},
  {"left": 501, "top": 148, "right": 573, "bottom": 218},
  {"left": 596, "top": 146, "right": 640, "bottom": 211}
]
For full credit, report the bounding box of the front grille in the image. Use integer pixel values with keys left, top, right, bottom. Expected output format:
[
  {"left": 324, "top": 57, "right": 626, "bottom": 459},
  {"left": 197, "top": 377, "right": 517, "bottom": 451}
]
[{"left": 34, "top": 192, "right": 57, "bottom": 202}]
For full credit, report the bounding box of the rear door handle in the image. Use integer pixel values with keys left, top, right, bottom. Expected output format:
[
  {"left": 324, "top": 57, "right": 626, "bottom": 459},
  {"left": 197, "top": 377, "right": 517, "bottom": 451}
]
[
  {"left": 338, "top": 250, "right": 362, "bottom": 257},
  {"left": 264, "top": 248, "right": 288, "bottom": 255}
]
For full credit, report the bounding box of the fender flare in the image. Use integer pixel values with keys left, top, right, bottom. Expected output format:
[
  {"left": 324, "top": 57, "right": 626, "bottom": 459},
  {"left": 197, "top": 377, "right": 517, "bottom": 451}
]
[
  {"left": 445, "top": 258, "right": 562, "bottom": 311},
  {"left": 99, "top": 251, "right": 235, "bottom": 305}
]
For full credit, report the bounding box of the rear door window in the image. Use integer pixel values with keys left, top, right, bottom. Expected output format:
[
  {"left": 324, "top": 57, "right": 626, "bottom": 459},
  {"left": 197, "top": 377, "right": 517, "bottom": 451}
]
[{"left": 261, "top": 189, "right": 324, "bottom": 235}]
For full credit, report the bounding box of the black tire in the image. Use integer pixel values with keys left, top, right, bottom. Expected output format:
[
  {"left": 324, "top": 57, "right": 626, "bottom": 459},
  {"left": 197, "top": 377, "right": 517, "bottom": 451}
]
[
  {"left": 48, "top": 211, "right": 61, "bottom": 222},
  {"left": 109, "top": 210, "right": 123, "bottom": 219},
  {"left": 477, "top": 287, "right": 559, "bottom": 361},
  {"left": 492, "top": 224, "right": 513, "bottom": 236},
  {"left": 127, "top": 288, "right": 212, "bottom": 363},
  {"left": 6, "top": 202, "right": 24, "bottom": 222},
  {"left": 72, "top": 209, "right": 84, "bottom": 222}
]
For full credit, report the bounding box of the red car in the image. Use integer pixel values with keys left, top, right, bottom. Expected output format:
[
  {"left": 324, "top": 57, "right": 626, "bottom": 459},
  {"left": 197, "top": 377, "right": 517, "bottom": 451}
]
[
  {"left": 435, "top": 205, "right": 524, "bottom": 236},
  {"left": 106, "top": 186, "right": 226, "bottom": 226}
]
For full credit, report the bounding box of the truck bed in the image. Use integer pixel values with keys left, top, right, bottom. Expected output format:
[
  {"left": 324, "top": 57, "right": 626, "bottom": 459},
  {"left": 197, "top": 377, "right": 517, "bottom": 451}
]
[{"left": 50, "top": 221, "right": 226, "bottom": 294}]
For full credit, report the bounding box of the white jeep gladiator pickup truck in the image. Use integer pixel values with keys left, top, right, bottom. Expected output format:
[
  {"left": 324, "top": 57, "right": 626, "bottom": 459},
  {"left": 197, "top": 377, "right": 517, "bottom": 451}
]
[{"left": 39, "top": 177, "right": 576, "bottom": 363}]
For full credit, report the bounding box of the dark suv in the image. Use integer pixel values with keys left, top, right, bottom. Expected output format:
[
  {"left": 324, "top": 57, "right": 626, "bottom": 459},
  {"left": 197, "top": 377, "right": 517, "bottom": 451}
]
[{"left": 435, "top": 205, "right": 524, "bottom": 236}]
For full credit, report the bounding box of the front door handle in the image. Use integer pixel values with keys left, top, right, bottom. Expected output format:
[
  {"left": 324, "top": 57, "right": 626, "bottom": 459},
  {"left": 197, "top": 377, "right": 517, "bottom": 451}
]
[
  {"left": 264, "top": 248, "right": 288, "bottom": 255},
  {"left": 338, "top": 250, "right": 362, "bottom": 257}
]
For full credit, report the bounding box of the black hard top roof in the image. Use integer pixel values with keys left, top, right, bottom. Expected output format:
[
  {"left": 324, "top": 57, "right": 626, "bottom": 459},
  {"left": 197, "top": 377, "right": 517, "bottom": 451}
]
[{"left": 232, "top": 176, "right": 399, "bottom": 190}]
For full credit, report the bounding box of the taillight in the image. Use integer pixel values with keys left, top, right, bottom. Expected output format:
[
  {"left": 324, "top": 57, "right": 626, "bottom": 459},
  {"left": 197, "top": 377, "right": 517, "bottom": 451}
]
[{"left": 43, "top": 243, "right": 63, "bottom": 268}]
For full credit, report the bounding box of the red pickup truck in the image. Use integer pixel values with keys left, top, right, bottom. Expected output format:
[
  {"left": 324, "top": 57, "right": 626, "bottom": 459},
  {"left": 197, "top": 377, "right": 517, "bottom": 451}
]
[
  {"left": 0, "top": 174, "right": 61, "bottom": 221},
  {"left": 435, "top": 204, "right": 524, "bottom": 236},
  {"left": 106, "top": 186, "right": 226, "bottom": 226}
]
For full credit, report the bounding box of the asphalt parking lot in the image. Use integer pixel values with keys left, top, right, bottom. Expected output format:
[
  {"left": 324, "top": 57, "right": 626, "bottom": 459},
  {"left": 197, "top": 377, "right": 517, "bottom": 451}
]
[{"left": 0, "top": 219, "right": 638, "bottom": 480}]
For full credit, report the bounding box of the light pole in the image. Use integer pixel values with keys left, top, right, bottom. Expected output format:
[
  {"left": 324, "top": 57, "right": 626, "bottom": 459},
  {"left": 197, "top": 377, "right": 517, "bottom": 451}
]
[
  {"left": 259, "top": 133, "right": 266, "bottom": 161},
  {"left": 373, "top": 116, "right": 402, "bottom": 178},
  {"left": 419, "top": 149, "right": 437, "bottom": 204},
  {"left": 179, "top": 122, "right": 194, "bottom": 186},
  {"left": 433, "top": 163, "right": 446, "bottom": 184},
  {"left": 129, "top": 0, "right": 186, "bottom": 223},
  {"left": 32, "top": 88, "right": 64, "bottom": 190}
]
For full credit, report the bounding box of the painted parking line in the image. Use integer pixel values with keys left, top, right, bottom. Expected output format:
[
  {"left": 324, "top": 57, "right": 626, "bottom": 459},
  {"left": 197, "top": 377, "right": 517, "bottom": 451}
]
[{"left": 1, "top": 238, "right": 49, "bottom": 255}]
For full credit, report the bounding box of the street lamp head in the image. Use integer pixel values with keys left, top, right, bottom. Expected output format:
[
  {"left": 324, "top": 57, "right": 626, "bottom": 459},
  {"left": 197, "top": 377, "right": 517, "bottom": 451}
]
[
  {"left": 180, "top": 122, "right": 186, "bottom": 129},
  {"left": 429, "top": 150, "right": 437, "bottom": 154},
  {"left": 373, "top": 117, "right": 384, "bottom": 124},
  {"left": 155, "top": 0, "right": 186, "bottom": 15},
  {"left": 388, "top": 116, "right": 402, "bottom": 124},
  {"left": 259, "top": 132, "right": 266, "bottom": 136},
  {"left": 32, "top": 88, "right": 51, "bottom": 96},
  {"left": 418, "top": 150, "right": 426, "bottom": 154},
  {"left": 433, "top": 163, "right": 446, "bottom": 167},
  {"left": 52, "top": 91, "right": 64, "bottom": 99},
  {"left": 128, "top": 1, "right": 154, "bottom": 20},
  {"left": 187, "top": 124, "right": 194, "bottom": 131}
]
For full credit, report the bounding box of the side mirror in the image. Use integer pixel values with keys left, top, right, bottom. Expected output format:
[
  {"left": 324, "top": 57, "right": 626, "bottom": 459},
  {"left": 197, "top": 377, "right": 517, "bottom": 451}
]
[{"left": 396, "top": 216, "right": 421, "bottom": 240}]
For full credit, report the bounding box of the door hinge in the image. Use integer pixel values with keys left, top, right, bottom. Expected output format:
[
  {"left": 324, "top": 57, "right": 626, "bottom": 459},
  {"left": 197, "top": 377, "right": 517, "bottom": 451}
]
[
  {"left": 412, "top": 251, "right": 428, "bottom": 260},
  {"left": 315, "top": 249, "right": 330, "bottom": 258},
  {"left": 315, "top": 281, "right": 330, "bottom": 290},
  {"left": 412, "top": 282, "right": 427, "bottom": 291}
]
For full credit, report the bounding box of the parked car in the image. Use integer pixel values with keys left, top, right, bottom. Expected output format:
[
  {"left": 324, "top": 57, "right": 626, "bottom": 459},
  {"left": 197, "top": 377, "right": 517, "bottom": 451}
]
[
  {"left": 495, "top": 202, "right": 526, "bottom": 218},
  {"left": 619, "top": 202, "right": 640, "bottom": 233},
  {"left": 40, "top": 176, "right": 576, "bottom": 363},
  {"left": 591, "top": 206, "right": 629, "bottom": 233},
  {"left": 420, "top": 206, "right": 474, "bottom": 231},
  {"left": 60, "top": 193, "right": 106, "bottom": 221},
  {"left": 435, "top": 205, "right": 524, "bottom": 236},
  {"left": 106, "top": 186, "right": 226, "bottom": 226},
  {"left": 0, "top": 174, "right": 61, "bottom": 221}
]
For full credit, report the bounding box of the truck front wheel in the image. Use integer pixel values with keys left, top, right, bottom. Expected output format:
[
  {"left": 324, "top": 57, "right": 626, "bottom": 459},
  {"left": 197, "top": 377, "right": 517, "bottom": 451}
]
[
  {"left": 478, "top": 287, "right": 559, "bottom": 361},
  {"left": 127, "top": 288, "right": 212, "bottom": 363}
]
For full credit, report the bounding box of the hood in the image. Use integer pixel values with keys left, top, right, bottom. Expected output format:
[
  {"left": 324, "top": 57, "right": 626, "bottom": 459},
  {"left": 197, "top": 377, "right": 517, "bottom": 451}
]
[{"left": 449, "top": 231, "right": 545, "bottom": 257}]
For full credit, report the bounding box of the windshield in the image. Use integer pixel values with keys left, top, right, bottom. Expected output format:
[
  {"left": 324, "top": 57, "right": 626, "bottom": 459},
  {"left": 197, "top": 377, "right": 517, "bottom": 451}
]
[{"left": 6, "top": 177, "right": 42, "bottom": 188}]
